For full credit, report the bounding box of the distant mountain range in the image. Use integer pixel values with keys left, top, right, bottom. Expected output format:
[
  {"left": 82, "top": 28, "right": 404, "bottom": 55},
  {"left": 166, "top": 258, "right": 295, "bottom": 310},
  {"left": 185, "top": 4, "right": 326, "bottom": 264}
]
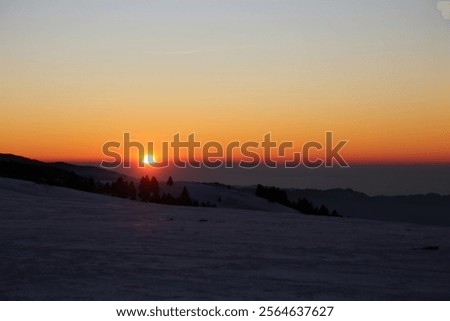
[
  {"left": 236, "top": 185, "right": 450, "bottom": 227},
  {"left": 284, "top": 188, "right": 450, "bottom": 227}
]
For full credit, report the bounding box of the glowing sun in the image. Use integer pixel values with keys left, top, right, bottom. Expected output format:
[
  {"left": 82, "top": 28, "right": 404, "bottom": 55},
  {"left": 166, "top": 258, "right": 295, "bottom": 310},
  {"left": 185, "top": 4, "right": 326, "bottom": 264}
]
[{"left": 143, "top": 154, "right": 156, "bottom": 165}]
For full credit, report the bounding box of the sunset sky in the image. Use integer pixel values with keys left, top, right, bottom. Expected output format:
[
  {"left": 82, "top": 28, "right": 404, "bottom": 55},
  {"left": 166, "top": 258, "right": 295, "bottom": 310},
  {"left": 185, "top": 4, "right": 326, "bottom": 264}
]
[{"left": 1, "top": 0, "right": 450, "bottom": 164}]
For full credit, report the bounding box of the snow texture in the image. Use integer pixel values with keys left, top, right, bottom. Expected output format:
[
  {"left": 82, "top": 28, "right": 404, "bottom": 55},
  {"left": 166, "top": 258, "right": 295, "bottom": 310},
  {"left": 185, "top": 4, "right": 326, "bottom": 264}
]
[{"left": 0, "top": 178, "right": 449, "bottom": 300}]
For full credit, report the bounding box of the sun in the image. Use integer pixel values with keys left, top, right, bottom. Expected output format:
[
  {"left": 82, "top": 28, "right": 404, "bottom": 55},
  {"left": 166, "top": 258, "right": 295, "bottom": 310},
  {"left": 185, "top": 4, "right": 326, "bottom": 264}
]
[{"left": 143, "top": 154, "right": 156, "bottom": 165}]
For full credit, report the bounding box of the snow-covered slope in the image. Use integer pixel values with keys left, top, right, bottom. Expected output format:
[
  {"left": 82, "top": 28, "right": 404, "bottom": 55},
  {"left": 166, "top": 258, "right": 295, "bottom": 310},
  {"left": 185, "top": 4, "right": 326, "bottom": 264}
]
[
  {"left": 161, "top": 182, "right": 297, "bottom": 213},
  {"left": 0, "top": 177, "right": 449, "bottom": 300}
]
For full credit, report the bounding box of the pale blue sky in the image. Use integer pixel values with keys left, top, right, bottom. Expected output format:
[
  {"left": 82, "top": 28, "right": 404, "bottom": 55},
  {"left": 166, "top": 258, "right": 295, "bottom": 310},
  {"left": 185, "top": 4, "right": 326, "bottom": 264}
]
[{"left": 1, "top": 0, "right": 449, "bottom": 62}]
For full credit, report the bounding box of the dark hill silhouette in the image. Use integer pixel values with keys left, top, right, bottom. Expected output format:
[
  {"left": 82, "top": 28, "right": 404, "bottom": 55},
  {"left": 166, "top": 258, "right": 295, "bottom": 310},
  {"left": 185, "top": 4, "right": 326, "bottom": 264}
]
[
  {"left": 0, "top": 158, "right": 97, "bottom": 192},
  {"left": 0, "top": 153, "right": 42, "bottom": 165},
  {"left": 0, "top": 153, "right": 132, "bottom": 182}
]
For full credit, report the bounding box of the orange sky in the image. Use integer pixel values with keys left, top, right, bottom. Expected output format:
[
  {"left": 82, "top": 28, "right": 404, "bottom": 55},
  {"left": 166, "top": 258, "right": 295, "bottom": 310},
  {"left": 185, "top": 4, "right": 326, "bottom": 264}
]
[{"left": 1, "top": 1, "right": 450, "bottom": 165}]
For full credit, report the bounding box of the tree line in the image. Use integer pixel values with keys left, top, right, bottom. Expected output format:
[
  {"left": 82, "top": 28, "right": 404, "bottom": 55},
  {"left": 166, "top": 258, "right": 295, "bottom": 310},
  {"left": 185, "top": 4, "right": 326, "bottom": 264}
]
[
  {"left": 101, "top": 175, "right": 215, "bottom": 208},
  {"left": 255, "top": 184, "right": 341, "bottom": 217},
  {"left": 0, "top": 160, "right": 213, "bottom": 208}
]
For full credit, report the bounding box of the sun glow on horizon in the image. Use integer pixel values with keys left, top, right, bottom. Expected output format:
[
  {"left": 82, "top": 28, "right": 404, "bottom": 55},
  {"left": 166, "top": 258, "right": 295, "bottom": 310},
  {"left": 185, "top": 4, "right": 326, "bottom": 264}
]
[
  {"left": 1, "top": 1, "right": 450, "bottom": 165},
  {"left": 143, "top": 154, "right": 156, "bottom": 165}
]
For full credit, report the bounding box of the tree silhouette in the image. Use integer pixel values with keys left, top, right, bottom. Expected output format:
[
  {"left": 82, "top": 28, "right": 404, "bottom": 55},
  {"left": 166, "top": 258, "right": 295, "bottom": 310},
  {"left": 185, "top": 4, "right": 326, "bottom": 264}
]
[
  {"left": 138, "top": 175, "right": 151, "bottom": 202},
  {"left": 161, "top": 192, "right": 176, "bottom": 205},
  {"left": 111, "top": 177, "right": 129, "bottom": 198},
  {"left": 128, "top": 181, "right": 136, "bottom": 200},
  {"left": 149, "top": 176, "right": 159, "bottom": 196},
  {"left": 167, "top": 176, "right": 174, "bottom": 186},
  {"left": 319, "top": 205, "right": 330, "bottom": 216},
  {"left": 178, "top": 186, "right": 192, "bottom": 206},
  {"left": 255, "top": 184, "right": 289, "bottom": 205}
]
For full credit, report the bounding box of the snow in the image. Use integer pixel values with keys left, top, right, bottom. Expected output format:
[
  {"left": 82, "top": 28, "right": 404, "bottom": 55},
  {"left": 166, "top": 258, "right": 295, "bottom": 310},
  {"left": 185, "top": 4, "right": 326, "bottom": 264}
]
[
  {"left": 0, "top": 177, "right": 449, "bottom": 300},
  {"left": 160, "top": 182, "right": 297, "bottom": 213}
]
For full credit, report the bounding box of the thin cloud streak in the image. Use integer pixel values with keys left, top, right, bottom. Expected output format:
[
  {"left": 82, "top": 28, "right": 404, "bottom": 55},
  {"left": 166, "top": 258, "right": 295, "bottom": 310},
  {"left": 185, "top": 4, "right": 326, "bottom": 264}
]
[
  {"left": 146, "top": 45, "right": 252, "bottom": 56},
  {"left": 147, "top": 50, "right": 203, "bottom": 56}
]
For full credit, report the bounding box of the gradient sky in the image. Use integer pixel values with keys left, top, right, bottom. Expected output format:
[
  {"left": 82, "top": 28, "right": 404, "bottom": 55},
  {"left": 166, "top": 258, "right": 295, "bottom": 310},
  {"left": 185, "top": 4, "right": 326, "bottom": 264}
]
[{"left": 1, "top": 0, "right": 450, "bottom": 164}]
